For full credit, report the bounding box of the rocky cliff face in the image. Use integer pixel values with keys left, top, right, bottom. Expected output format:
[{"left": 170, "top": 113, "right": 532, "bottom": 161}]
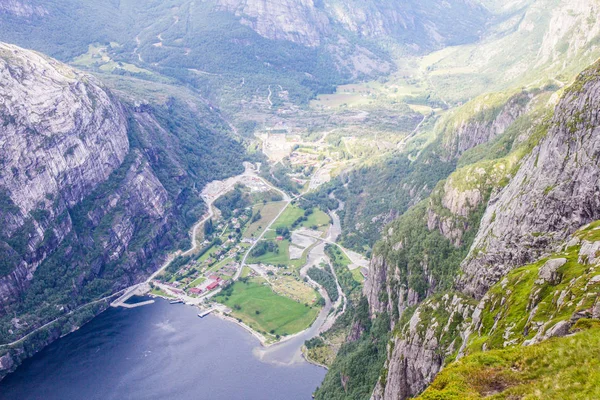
[
  {"left": 216, "top": 0, "right": 330, "bottom": 47},
  {"left": 0, "top": 42, "right": 129, "bottom": 306},
  {"left": 441, "top": 91, "right": 536, "bottom": 159},
  {"left": 214, "top": 0, "right": 488, "bottom": 51},
  {"left": 0, "top": 43, "right": 244, "bottom": 377},
  {"left": 362, "top": 58, "right": 600, "bottom": 400},
  {"left": 459, "top": 63, "right": 600, "bottom": 298},
  {"left": 0, "top": 1, "right": 47, "bottom": 18},
  {"left": 372, "top": 294, "right": 475, "bottom": 400}
]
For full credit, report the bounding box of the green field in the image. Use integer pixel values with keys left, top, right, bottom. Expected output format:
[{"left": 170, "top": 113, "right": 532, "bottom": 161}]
[
  {"left": 247, "top": 240, "right": 290, "bottom": 265},
  {"left": 351, "top": 267, "right": 365, "bottom": 283},
  {"left": 216, "top": 280, "right": 320, "bottom": 336},
  {"left": 150, "top": 287, "right": 174, "bottom": 298},
  {"left": 244, "top": 201, "right": 287, "bottom": 238},
  {"left": 273, "top": 206, "right": 330, "bottom": 231},
  {"left": 273, "top": 206, "right": 305, "bottom": 229},
  {"left": 188, "top": 276, "right": 206, "bottom": 288}
]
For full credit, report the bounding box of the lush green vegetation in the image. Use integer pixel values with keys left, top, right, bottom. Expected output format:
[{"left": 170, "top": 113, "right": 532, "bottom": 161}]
[
  {"left": 0, "top": 1, "right": 347, "bottom": 105},
  {"left": 418, "top": 327, "right": 600, "bottom": 399},
  {"left": 250, "top": 241, "right": 280, "bottom": 258},
  {"left": 214, "top": 185, "right": 251, "bottom": 220},
  {"left": 315, "top": 299, "right": 390, "bottom": 399},
  {"left": 325, "top": 245, "right": 362, "bottom": 299},
  {"left": 274, "top": 205, "right": 330, "bottom": 232},
  {"left": 331, "top": 152, "right": 456, "bottom": 253},
  {"left": 308, "top": 265, "right": 339, "bottom": 302},
  {"left": 0, "top": 98, "right": 245, "bottom": 342},
  {"left": 215, "top": 279, "right": 320, "bottom": 337}
]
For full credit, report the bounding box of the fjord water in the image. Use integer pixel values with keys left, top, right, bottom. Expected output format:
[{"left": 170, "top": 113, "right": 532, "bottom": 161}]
[{"left": 0, "top": 299, "right": 325, "bottom": 400}]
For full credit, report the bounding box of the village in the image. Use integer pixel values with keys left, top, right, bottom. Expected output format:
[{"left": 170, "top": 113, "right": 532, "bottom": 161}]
[{"left": 142, "top": 135, "right": 368, "bottom": 343}]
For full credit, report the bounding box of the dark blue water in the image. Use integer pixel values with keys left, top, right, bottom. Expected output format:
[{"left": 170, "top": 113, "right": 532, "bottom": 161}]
[{"left": 0, "top": 299, "right": 325, "bottom": 400}]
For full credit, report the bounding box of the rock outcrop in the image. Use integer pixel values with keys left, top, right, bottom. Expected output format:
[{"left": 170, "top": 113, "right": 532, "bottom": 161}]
[
  {"left": 459, "top": 62, "right": 600, "bottom": 298},
  {"left": 372, "top": 294, "right": 475, "bottom": 400},
  {"left": 365, "top": 59, "right": 600, "bottom": 400},
  {"left": 0, "top": 42, "right": 129, "bottom": 306},
  {"left": 441, "top": 91, "right": 535, "bottom": 159},
  {"left": 0, "top": 42, "right": 244, "bottom": 379}
]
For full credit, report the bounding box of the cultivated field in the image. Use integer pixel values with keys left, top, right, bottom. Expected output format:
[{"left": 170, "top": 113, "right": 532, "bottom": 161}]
[{"left": 215, "top": 280, "right": 320, "bottom": 336}]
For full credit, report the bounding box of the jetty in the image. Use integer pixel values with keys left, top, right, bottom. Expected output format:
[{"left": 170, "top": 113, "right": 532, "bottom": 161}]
[
  {"left": 197, "top": 309, "right": 214, "bottom": 318},
  {"left": 111, "top": 283, "right": 152, "bottom": 308}
]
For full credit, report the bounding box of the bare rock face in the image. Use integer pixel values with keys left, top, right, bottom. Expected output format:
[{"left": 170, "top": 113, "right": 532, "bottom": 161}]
[
  {"left": 537, "top": 258, "right": 566, "bottom": 285},
  {"left": 215, "top": 0, "right": 488, "bottom": 51},
  {"left": 0, "top": 42, "right": 129, "bottom": 305},
  {"left": 216, "top": 0, "right": 330, "bottom": 47},
  {"left": 0, "top": 0, "right": 48, "bottom": 18},
  {"left": 364, "top": 255, "right": 421, "bottom": 322},
  {"left": 458, "top": 63, "right": 600, "bottom": 298},
  {"left": 372, "top": 294, "right": 475, "bottom": 400},
  {"left": 442, "top": 91, "right": 535, "bottom": 159}
]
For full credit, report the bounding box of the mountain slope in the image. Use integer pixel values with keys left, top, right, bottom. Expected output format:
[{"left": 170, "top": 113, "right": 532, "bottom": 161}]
[
  {"left": 357, "top": 54, "right": 600, "bottom": 400},
  {"left": 0, "top": 43, "right": 245, "bottom": 378},
  {"left": 0, "top": 0, "right": 491, "bottom": 106}
]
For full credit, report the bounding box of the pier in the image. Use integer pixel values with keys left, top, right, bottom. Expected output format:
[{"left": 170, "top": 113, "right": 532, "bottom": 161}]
[{"left": 198, "top": 309, "right": 214, "bottom": 318}]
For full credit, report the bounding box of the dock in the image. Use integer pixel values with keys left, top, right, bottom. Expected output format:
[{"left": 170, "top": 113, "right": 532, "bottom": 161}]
[
  {"left": 111, "top": 283, "right": 151, "bottom": 308},
  {"left": 119, "top": 300, "right": 155, "bottom": 309},
  {"left": 197, "top": 309, "right": 214, "bottom": 318}
]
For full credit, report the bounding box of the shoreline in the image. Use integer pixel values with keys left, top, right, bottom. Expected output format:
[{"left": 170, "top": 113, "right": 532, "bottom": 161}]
[{"left": 301, "top": 346, "right": 329, "bottom": 370}]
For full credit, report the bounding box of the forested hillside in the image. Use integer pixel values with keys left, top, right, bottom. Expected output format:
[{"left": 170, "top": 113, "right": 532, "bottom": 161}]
[{"left": 0, "top": 43, "right": 244, "bottom": 378}]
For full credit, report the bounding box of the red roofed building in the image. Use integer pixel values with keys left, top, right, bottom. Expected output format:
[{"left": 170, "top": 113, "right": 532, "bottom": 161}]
[
  {"left": 206, "top": 281, "right": 220, "bottom": 291},
  {"left": 189, "top": 288, "right": 203, "bottom": 295}
]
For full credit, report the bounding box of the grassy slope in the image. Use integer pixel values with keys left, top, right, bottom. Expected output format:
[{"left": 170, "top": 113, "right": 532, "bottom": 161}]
[
  {"left": 417, "top": 221, "right": 600, "bottom": 399},
  {"left": 215, "top": 280, "right": 319, "bottom": 336},
  {"left": 418, "top": 327, "right": 600, "bottom": 400}
]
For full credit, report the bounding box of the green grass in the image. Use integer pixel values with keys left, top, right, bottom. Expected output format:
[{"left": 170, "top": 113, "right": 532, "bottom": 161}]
[
  {"left": 150, "top": 287, "right": 174, "bottom": 298},
  {"left": 351, "top": 267, "right": 365, "bottom": 283},
  {"left": 215, "top": 280, "right": 320, "bottom": 336},
  {"left": 418, "top": 328, "right": 600, "bottom": 400},
  {"left": 247, "top": 240, "right": 290, "bottom": 265},
  {"left": 197, "top": 245, "right": 217, "bottom": 263},
  {"left": 273, "top": 206, "right": 305, "bottom": 229},
  {"left": 273, "top": 206, "right": 330, "bottom": 231},
  {"left": 188, "top": 276, "right": 206, "bottom": 288},
  {"left": 243, "top": 202, "right": 286, "bottom": 238},
  {"left": 467, "top": 240, "right": 600, "bottom": 353},
  {"left": 306, "top": 209, "right": 331, "bottom": 230}
]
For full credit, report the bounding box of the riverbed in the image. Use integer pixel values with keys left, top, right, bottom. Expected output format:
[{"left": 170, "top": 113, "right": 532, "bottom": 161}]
[{"left": 0, "top": 299, "right": 325, "bottom": 400}]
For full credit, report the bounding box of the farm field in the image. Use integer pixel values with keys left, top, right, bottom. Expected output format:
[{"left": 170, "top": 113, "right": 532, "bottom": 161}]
[
  {"left": 244, "top": 201, "right": 287, "bottom": 239},
  {"left": 247, "top": 240, "right": 291, "bottom": 265},
  {"left": 215, "top": 280, "right": 320, "bottom": 336},
  {"left": 273, "top": 205, "right": 330, "bottom": 231}
]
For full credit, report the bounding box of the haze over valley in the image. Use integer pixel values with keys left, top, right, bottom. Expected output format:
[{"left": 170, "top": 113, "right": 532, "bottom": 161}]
[{"left": 1, "top": 1, "right": 600, "bottom": 399}]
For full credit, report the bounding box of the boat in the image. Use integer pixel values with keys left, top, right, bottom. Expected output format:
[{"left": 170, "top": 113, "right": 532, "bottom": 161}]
[{"left": 169, "top": 299, "right": 183, "bottom": 304}]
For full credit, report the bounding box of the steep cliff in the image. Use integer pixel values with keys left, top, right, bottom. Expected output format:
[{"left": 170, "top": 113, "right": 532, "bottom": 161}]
[
  {"left": 0, "top": 42, "right": 129, "bottom": 306},
  {"left": 0, "top": 43, "right": 245, "bottom": 378},
  {"left": 459, "top": 62, "right": 600, "bottom": 298},
  {"left": 359, "top": 57, "right": 600, "bottom": 400},
  {"left": 416, "top": 222, "right": 600, "bottom": 399},
  {"left": 215, "top": 0, "right": 488, "bottom": 51}
]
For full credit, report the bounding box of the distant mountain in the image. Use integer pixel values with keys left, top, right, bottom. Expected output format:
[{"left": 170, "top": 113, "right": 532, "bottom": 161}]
[
  {"left": 215, "top": 0, "right": 489, "bottom": 50},
  {"left": 0, "top": 0, "right": 490, "bottom": 104}
]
